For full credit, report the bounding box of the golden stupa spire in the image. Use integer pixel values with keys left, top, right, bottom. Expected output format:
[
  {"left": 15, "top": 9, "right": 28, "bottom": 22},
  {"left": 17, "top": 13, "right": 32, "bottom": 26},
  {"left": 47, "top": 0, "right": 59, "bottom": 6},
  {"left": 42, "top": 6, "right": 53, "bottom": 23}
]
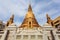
[
  {"left": 25, "top": 0, "right": 34, "bottom": 18},
  {"left": 46, "top": 14, "right": 53, "bottom": 26},
  {"left": 6, "top": 14, "right": 14, "bottom": 26},
  {"left": 28, "top": 0, "right": 32, "bottom": 11},
  {"left": 28, "top": 4, "right": 32, "bottom": 11},
  {"left": 25, "top": 4, "right": 35, "bottom": 18},
  {"left": 19, "top": 4, "right": 41, "bottom": 29}
]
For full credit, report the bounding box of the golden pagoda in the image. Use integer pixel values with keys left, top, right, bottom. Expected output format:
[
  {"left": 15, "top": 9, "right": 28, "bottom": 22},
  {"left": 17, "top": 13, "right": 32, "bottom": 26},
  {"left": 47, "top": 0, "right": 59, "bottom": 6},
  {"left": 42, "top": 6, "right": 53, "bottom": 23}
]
[
  {"left": 19, "top": 4, "right": 41, "bottom": 28},
  {"left": 6, "top": 14, "right": 14, "bottom": 26},
  {"left": 46, "top": 14, "right": 54, "bottom": 26}
]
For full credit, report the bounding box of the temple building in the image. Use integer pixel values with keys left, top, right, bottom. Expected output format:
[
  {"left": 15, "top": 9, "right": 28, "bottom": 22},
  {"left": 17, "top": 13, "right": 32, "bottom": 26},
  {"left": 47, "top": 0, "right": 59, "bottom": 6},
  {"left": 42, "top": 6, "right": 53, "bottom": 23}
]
[
  {"left": 0, "top": 4, "right": 60, "bottom": 40},
  {"left": 53, "top": 16, "right": 60, "bottom": 28}
]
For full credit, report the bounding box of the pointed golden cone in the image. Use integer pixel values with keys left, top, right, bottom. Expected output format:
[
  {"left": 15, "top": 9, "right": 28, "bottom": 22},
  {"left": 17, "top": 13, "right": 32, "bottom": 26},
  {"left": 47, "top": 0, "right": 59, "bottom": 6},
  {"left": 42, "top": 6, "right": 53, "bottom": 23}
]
[
  {"left": 6, "top": 14, "right": 14, "bottom": 26},
  {"left": 19, "top": 4, "right": 41, "bottom": 28}
]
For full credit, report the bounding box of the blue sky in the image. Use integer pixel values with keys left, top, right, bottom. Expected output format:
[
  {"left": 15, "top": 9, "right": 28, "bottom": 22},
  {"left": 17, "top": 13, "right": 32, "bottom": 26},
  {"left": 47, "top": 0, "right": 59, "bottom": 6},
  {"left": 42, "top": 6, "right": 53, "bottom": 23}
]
[{"left": 0, "top": 0, "right": 60, "bottom": 26}]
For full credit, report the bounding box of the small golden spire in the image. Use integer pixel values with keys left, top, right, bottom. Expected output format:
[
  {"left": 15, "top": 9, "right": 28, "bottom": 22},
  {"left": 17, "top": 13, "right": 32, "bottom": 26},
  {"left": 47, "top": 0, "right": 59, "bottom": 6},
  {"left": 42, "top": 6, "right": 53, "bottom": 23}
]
[
  {"left": 6, "top": 14, "right": 14, "bottom": 26},
  {"left": 10, "top": 14, "right": 14, "bottom": 23},
  {"left": 46, "top": 14, "right": 53, "bottom": 26},
  {"left": 46, "top": 14, "right": 51, "bottom": 21}
]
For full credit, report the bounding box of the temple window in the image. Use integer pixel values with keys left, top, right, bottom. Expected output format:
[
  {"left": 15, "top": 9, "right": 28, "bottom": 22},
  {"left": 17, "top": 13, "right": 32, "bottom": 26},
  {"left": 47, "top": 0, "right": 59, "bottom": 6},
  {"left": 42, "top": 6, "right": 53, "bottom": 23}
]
[
  {"left": 31, "top": 35, "right": 35, "bottom": 39},
  {"left": 16, "top": 35, "right": 21, "bottom": 39},
  {"left": 23, "top": 35, "right": 28, "bottom": 39},
  {"left": 38, "top": 35, "right": 42, "bottom": 39}
]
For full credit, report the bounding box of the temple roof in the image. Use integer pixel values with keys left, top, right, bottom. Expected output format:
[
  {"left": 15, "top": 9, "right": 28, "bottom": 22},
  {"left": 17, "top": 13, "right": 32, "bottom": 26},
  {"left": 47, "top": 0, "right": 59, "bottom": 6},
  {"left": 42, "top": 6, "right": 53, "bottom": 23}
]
[{"left": 53, "top": 16, "right": 60, "bottom": 22}]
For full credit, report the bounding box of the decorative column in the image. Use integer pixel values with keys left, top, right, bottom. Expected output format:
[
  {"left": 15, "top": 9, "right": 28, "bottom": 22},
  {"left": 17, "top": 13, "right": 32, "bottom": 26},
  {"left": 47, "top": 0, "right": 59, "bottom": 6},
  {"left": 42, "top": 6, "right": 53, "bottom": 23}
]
[
  {"left": 43, "top": 30, "right": 48, "bottom": 40},
  {"left": 28, "top": 35, "right": 30, "bottom": 40},
  {"left": 21, "top": 35, "right": 23, "bottom": 40},
  {"left": 53, "top": 30, "right": 59, "bottom": 40},
  {"left": 14, "top": 30, "right": 16, "bottom": 40},
  {"left": 36, "top": 35, "right": 38, "bottom": 40}
]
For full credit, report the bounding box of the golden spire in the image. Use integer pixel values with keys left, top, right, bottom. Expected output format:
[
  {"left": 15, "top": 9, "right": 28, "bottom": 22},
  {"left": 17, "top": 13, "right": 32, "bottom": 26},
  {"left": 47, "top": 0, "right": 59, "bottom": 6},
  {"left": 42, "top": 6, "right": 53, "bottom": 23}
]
[
  {"left": 46, "top": 14, "right": 53, "bottom": 26},
  {"left": 25, "top": 4, "right": 35, "bottom": 18},
  {"left": 6, "top": 14, "right": 14, "bottom": 26},
  {"left": 19, "top": 4, "right": 41, "bottom": 29},
  {"left": 46, "top": 14, "right": 51, "bottom": 21},
  {"left": 28, "top": 4, "right": 32, "bottom": 11}
]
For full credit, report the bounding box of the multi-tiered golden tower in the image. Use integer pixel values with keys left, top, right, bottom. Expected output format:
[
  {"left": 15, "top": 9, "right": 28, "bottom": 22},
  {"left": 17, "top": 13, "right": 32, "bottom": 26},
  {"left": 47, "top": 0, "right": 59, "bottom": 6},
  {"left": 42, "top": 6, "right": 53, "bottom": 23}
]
[{"left": 19, "top": 4, "right": 41, "bottom": 28}]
